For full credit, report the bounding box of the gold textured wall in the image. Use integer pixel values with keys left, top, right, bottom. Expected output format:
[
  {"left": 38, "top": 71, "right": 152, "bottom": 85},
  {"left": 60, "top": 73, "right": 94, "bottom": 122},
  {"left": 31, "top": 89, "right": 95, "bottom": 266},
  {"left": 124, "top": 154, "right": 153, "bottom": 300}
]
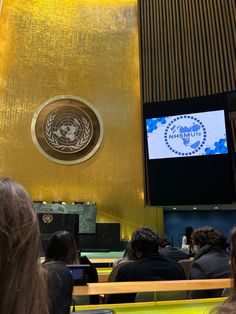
[{"left": 0, "top": 0, "right": 163, "bottom": 239}]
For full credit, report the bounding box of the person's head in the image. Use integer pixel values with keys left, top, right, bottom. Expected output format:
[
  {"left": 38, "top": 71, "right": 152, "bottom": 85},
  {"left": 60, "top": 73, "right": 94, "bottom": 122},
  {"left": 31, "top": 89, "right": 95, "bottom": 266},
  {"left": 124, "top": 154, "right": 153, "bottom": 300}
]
[
  {"left": 131, "top": 227, "right": 159, "bottom": 258},
  {"left": 0, "top": 177, "right": 49, "bottom": 314},
  {"left": 212, "top": 227, "right": 236, "bottom": 311},
  {"left": 159, "top": 235, "right": 171, "bottom": 248},
  {"left": 191, "top": 226, "right": 222, "bottom": 249},
  {"left": 230, "top": 227, "right": 236, "bottom": 296},
  {"left": 45, "top": 230, "right": 79, "bottom": 264},
  {"left": 123, "top": 241, "right": 138, "bottom": 261},
  {"left": 218, "top": 232, "right": 228, "bottom": 250}
]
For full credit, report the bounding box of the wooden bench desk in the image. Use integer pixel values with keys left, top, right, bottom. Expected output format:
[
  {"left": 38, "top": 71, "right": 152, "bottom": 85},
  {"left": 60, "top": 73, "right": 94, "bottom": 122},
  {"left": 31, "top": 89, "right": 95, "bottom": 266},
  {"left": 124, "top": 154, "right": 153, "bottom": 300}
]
[{"left": 73, "top": 278, "right": 232, "bottom": 296}]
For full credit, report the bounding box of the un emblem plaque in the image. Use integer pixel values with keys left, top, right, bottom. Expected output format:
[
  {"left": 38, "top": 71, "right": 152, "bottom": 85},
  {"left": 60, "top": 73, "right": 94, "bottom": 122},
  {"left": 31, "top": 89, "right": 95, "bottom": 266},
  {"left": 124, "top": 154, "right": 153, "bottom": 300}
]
[{"left": 31, "top": 95, "right": 103, "bottom": 164}]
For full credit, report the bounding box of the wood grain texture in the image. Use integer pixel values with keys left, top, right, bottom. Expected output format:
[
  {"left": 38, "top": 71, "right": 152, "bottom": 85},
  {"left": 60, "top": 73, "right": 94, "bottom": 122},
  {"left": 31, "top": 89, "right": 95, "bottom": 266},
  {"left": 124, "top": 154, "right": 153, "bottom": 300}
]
[
  {"left": 138, "top": 0, "right": 236, "bottom": 103},
  {"left": 73, "top": 278, "right": 232, "bottom": 295}
]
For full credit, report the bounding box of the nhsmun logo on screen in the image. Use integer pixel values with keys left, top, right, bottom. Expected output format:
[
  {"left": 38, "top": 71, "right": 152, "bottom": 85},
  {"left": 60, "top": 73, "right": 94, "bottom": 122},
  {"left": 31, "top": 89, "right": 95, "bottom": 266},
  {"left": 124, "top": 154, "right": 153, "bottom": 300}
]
[{"left": 164, "top": 115, "right": 207, "bottom": 156}]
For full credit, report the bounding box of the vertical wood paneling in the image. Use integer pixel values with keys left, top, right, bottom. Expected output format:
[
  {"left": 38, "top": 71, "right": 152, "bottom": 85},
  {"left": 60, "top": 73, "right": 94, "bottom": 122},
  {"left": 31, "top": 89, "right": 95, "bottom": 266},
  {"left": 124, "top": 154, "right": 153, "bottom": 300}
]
[{"left": 138, "top": 0, "right": 236, "bottom": 103}]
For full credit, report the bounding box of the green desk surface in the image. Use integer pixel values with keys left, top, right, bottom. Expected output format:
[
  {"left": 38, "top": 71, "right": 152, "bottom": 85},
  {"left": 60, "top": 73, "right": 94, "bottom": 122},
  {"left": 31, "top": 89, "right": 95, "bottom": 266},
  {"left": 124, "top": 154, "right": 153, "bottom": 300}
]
[
  {"left": 81, "top": 251, "right": 124, "bottom": 259},
  {"left": 74, "top": 298, "right": 225, "bottom": 314}
]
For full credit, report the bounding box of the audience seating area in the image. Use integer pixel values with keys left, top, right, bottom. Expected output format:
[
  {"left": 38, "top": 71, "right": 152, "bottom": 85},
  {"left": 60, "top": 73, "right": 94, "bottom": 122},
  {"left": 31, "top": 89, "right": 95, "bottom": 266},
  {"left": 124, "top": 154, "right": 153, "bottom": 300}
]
[{"left": 72, "top": 279, "right": 231, "bottom": 313}]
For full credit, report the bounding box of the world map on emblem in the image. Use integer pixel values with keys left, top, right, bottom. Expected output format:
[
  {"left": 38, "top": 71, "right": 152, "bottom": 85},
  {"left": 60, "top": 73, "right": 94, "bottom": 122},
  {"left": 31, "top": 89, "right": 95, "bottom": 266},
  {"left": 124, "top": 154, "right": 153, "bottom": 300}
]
[
  {"left": 31, "top": 96, "right": 103, "bottom": 164},
  {"left": 45, "top": 112, "right": 92, "bottom": 153}
]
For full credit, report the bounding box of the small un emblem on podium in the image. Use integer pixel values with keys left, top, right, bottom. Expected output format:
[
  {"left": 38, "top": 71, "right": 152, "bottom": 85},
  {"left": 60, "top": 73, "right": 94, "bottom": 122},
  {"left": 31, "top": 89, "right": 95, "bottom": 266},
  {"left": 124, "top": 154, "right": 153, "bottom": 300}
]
[{"left": 42, "top": 214, "right": 53, "bottom": 224}]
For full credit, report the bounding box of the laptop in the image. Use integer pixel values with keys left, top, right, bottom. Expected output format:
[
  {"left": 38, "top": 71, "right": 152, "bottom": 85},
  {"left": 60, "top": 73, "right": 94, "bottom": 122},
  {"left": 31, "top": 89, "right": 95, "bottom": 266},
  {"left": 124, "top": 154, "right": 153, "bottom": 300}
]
[{"left": 67, "top": 264, "right": 91, "bottom": 285}]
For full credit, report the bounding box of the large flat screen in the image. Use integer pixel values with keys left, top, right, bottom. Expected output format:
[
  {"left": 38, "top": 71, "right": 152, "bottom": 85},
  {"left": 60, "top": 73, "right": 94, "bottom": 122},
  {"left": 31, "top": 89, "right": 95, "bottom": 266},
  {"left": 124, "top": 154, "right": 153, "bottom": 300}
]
[
  {"left": 143, "top": 94, "right": 235, "bottom": 206},
  {"left": 146, "top": 110, "right": 228, "bottom": 160}
]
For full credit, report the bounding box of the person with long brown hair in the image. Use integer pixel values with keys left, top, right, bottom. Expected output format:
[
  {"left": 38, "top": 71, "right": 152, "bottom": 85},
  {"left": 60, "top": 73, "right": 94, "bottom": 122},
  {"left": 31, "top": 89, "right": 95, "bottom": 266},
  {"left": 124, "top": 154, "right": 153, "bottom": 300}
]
[
  {"left": 210, "top": 227, "right": 236, "bottom": 313},
  {"left": 0, "top": 177, "right": 49, "bottom": 314}
]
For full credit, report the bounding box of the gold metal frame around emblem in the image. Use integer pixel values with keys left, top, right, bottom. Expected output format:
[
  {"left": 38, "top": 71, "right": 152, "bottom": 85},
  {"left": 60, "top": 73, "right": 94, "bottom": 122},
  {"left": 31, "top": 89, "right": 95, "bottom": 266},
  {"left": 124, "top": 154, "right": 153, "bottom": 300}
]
[
  {"left": 42, "top": 214, "right": 53, "bottom": 224},
  {"left": 31, "top": 95, "right": 104, "bottom": 165}
]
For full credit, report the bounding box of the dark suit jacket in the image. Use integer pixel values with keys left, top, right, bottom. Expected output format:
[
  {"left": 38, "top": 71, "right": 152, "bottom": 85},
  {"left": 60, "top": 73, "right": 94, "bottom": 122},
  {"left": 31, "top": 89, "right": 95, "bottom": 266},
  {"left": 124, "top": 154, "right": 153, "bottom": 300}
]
[
  {"left": 44, "top": 262, "right": 73, "bottom": 314},
  {"left": 159, "top": 246, "right": 189, "bottom": 262},
  {"left": 106, "top": 252, "right": 186, "bottom": 304},
  {"left": 189, "top": 245, "right": 230, "bottom": 299}
]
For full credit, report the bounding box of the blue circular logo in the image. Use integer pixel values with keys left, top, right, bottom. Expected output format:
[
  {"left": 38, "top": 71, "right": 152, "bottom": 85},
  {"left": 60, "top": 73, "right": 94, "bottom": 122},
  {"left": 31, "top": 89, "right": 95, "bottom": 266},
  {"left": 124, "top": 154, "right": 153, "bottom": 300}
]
[{"left": 164, "top": 115, "right": 207, "bottom": 156}]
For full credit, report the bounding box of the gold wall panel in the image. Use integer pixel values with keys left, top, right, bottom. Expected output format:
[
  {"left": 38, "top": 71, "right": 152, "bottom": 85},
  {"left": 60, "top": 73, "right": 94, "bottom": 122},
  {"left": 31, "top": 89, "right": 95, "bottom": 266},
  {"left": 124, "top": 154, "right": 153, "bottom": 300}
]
[
  {"left": 0, "top": 0, "right": 163, "bottom": 239},
  {"left": 139, "top": 0, "right": 236, "bottom": 102}
]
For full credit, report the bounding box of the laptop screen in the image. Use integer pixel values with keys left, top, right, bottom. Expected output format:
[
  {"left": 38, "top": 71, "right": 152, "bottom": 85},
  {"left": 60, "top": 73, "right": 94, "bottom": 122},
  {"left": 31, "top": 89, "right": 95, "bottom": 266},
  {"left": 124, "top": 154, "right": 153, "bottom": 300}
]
[{"left": 67, "top": 264, "right": 91, "bottom": 285}]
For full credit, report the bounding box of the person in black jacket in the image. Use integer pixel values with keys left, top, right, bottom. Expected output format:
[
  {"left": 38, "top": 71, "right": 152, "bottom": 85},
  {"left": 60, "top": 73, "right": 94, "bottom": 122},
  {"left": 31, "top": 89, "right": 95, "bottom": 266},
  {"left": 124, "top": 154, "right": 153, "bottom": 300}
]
[
  {"left": 189, "top": 226, "right": 230, "bottom": 299},
  {"left": 44, "top": 230, "right": 99, "bottom": 306},
  {"left": 44, "top": 262, "right": 73, "bottom": 314},
  {"left": 106, "top": 227, "right": 185, "bottom": 304},
  {"left": 159, "top": 235, "right": 189, "bottom": 262}
]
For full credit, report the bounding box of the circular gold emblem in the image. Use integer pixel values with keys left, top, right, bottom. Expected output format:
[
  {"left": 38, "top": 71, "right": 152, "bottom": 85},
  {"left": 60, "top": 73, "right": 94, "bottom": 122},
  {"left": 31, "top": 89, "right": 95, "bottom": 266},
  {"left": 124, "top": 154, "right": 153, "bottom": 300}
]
[
  {"left": 42, "top": 214, "right": 53, "bottom": 224},
  {"left": 31, "top": 95, "right": 103, "bottom": 164}
]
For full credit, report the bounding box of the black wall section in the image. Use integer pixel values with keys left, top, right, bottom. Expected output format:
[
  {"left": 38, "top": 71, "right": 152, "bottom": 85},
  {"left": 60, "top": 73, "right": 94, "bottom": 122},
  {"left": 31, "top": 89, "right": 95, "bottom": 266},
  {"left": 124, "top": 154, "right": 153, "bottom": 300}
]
[
  {"left": 143, "top": 93, "right": 235, "bottom": 206},
  {"left": 78, "top": 223, "right": 121, "bottom": 251},
  {"left": 38, "top": 212, "right": 79, "bottom": 252}
]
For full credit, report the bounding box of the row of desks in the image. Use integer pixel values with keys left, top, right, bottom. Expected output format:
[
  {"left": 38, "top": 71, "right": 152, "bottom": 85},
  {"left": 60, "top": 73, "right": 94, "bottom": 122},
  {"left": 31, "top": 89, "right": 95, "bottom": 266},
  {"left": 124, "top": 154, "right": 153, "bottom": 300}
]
[
  {"left": 74, "top": 298, "right": 226, "bottom": 314},
  {"left": 73, "top": 279, "right": 231, "bottom": 313}
]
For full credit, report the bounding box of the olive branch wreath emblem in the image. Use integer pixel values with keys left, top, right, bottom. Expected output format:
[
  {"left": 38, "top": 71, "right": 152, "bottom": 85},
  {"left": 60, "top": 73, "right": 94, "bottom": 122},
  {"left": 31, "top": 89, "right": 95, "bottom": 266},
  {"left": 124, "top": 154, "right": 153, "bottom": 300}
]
[{"left": 45, "top": 115, "right": 91, "bottom": 151}]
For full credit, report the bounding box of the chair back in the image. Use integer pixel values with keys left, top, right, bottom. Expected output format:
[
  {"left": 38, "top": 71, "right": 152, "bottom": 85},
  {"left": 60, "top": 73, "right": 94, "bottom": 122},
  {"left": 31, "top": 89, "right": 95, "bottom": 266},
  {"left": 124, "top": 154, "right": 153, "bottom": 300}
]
[
  {"left": 135, "top": 290, "right": 187, "bottom": 302},
  {"left": 178, "top": 259, "right": 192, "bottom": 279}
]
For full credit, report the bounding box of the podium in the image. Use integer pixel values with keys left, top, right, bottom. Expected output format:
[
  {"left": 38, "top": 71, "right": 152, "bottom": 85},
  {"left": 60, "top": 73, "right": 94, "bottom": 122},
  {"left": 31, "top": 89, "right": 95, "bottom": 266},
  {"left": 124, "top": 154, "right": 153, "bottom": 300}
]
[
  {"left": 35, "top": 203, "right": 96, "bottom": 234},
  {"left": 37, "top": 212, "right": 79, "bottom": 251}
]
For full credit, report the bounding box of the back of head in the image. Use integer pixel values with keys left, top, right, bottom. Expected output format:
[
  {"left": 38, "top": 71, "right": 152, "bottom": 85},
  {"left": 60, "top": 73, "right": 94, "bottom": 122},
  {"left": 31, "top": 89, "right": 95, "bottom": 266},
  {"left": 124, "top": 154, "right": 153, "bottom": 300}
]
[
  {"left": 159, "top": 235, "right": 171, "bottom": 248},
  {"left": 45, "top": 230, "right": 79, "bottom": 264},
  {"left": 191, "top": 226, "right": 222, "bottom": 248},
  {"left": 123, "top": 241, "right": 138, "bottom": 261},
  {"left": 0, "top": 177, "right": 48, "bottom": 314},
  {"left": 131, "top": 227, "right": 159, "bottom": 256},
  {"left": 230, "top": 227, "right": 236, "bottom": 297},
  {"left": 212, "top": 228, "right": 236, "bottom": 310}
]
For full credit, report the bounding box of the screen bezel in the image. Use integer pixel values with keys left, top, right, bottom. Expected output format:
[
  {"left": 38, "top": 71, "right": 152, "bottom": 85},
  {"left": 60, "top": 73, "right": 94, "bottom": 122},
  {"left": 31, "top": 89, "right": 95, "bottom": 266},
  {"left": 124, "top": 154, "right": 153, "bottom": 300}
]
[{"left": 142, "top": 93, "right": 235, "bottom": 206}]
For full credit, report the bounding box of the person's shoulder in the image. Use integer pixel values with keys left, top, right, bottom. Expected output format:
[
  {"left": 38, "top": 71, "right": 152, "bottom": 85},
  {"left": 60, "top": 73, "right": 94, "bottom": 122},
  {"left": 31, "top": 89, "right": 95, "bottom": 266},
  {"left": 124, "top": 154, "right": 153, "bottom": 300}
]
[
  {"left": 44, "top": 262, "right": 73, "bottom": 278},
  {"left": 80, "top": 255, "right": 92, "bottom": 264}
]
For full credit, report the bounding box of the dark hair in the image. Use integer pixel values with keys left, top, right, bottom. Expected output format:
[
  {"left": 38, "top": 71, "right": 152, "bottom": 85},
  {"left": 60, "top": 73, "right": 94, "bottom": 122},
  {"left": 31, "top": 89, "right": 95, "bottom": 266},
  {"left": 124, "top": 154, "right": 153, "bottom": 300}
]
[
  {"left": 218, "top": 232, "right": 229, "bottom": 250},
  {"left": 159, "top": 235, "right": 171, "bottom": 248},
  {"left": 45, "top": 230, "right": 79, "bottom": 264},
  {"left": 229, "top": 227, "right": 236, "bottom": 300},
  {"left": 123, "top": 241, "right": 138, "bottom": 261},
  {"left": 0, "top": 177, "right": 49, "bottom": 314},
  {"left": 210, "top": 228, "right": 236, "bottom": 312},
  {"left": 191, "top": 226, "right": 222, "bottom": 248},
  {"left": 131, "top": 227, "right": 159, "bottom": 255},
  {"left": 185, "top": 226, "right": 194, "bottom": 245}
]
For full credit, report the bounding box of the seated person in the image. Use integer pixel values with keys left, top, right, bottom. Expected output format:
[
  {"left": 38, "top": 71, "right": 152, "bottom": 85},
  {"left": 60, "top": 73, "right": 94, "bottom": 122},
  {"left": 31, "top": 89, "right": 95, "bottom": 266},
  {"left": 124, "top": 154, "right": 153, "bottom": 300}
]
[
  {"left": 44, "top": 262, "right": 73, "bottom": 314},
  {"left": 106, "top": 227, "right": 185, "bottom": 304},
  {"left": 189, "top": 226, "right": 230, "bottom": 299},
  {"left": 44, "top": 230, "right": 99, "bottom": 304},
  {"left": 113, "top": 241, "right": 138, "bottom": 268},
  {"left": 159, "top": 235, "right": 189, "bottom": 262},
  {"left": 181, "top": 226, "right": 197, "bottom": 257},
  {"left": 210, "top": 227, "right": 236, "bottom": 313},
  {"left": 0, "top": 177, "right": 49, "bottom": 314}
]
